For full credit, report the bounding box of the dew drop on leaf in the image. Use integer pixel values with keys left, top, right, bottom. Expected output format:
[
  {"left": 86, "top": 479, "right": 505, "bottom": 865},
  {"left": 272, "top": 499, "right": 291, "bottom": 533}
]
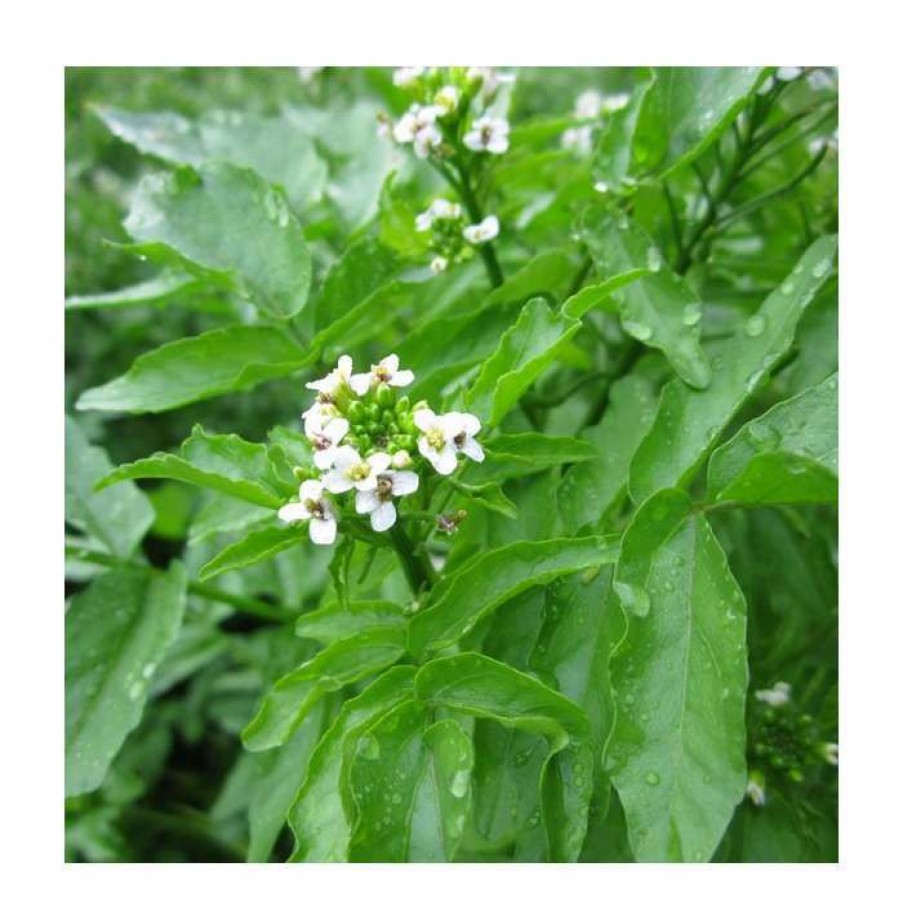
[
  {"left": 645, "top": 771, "right": 660, "bottom": 786},
  {"left": 744, "top": 314, "right": 766, "bottom": 337}
]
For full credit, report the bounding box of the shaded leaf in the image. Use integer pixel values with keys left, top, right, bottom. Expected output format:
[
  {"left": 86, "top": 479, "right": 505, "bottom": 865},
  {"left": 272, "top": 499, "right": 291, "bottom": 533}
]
[
  {"left": 199, "top": 524, "right": 303, "bottom": 581},
  {"left": 295, "top": 601, "right": 405, "bottom": 644}
]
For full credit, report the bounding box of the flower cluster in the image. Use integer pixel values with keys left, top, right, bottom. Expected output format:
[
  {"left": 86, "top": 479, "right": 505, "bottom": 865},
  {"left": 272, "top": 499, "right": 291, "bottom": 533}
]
[
  {"left": 278, "top": 354, "right": 484, "bottom": 545},
  {"left": 560, "top": 88, "right": 630, "bottom": 158},
  {"left": 415, "top": 198, "right": 499, "bottom": 273}
]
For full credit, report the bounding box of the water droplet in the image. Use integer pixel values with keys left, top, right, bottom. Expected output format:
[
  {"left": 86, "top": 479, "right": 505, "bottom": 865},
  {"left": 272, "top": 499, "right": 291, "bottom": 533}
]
[
  {"left": 781, "top": 281, "right": 795, "bottom": 295},
  {"left": 623, "top": 320, "right": 653, "bottom": 341},
  {"left": 141, "top": 663, "right": 156, "bottom": 679},
  {"left": 450, "top": 770, "right": 470, "bottom": 798},
  {"left": 744, "top": 314, "right": 766, "bottom": 337},
  {"left": 645, "top": 771, "right": 660, "bottom": 786},
  {"left": 646, "top": 246, "right": 663, "bottom": 272},
  {"left": 664, "top": 580, "right": 674, "bottom": 591},
  {"left": 358, "top": 735, "right": 380, "bottom": 760},
  {"left": 127, "top": 681, "right": 144, "bottom": 701},
  {"left": 682, "top": 303, "right": 702, "bottom": 326},
  {"left": 593, "top": 180, "right": 610, "bottom": 194},
  {"left": 812, "top": 258, "right": 831, "bottom": 278}
]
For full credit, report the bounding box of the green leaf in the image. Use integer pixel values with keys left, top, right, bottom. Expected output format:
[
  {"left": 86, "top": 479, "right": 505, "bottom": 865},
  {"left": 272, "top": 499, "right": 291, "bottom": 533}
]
[
  {"left": 123, "top": 163, "right": 312, "bottom": 318},
  {"left": 66, "top": 563, "right": 188, "bottom": 797},
  {"left": 96, "top": 426, "right": 289, "bottom": 508},
  {"left": 632, "top": 67, "right": 763, "bottom": 177},
  {"left": 247, "top": 701, "right": 326, "bottom": 862},
  {"left": 98, "top": 107, "right": 328, "bottom": 210},
  {"left": 592, "top": 78, "right": 653, "bottom": 190},
  {"left": 347, "top": 703, "right": 474, "bottom": 862},
  {"left": 585, "top": 211, "right": 710, "bottom": 388},
  {"left": 478, "top": 249, "right": 577, "bottom": 310},
  {"left": 484, "top": 433, "right": 597, "bottom": 465},
  {"left": 295, "top": 602, "right": 406, "bottom": 644},
  {"left": 706, "top": 373, "right": 838, "bottom": 505},
  {"left": 630, "top": 236, "right": 838, "bottom": 504},
  {"left": 65, "top": 273, "right": 201, "bottom": 311},
  {"left": 188, "top": 494, "right": 272, "bottom": 545},
  {"left": 558, "top": 374, "right": 659, "bottom": 533},
  {"left": 288, "top": 666, "right": 417, "bottom": 861},
  {"left": 415, "top": 653, "right": 593, "bottom": 861},
  {"left": 408, "top": 535, "right": 619, "bottom": 656},
  {"left": 466, "top": 297, "right": 582, "bottom": 427},
  {"left": 605, "top": 489, "right": 748, "bottom": 862},
  {"left": 76, "top": 325, "right": 308, "bottom": 414},
  {"left": 560, "top": 268, "right": 651, "bottom": 318},
  {"left": 65, "top": 417, "right": 154, "bottom": 560},
  {"left": 447, "top": 479, "right": 518, "bottom": 520},
  {"left": 198, "top": 524, "right": 303, "bottom": 581},
  {"left": 242, "top": 626, "right": 407, "bottom": 752}
]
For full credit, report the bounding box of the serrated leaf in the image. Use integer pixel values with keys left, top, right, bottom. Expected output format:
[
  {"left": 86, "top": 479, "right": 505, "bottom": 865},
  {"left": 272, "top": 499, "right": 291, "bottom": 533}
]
[
  {"left": 288, "top": 666, "right": 416, "bottom": 861},
  {"left": 415, "top": 653, "right": 593, "bottom": 861},
  {"left": 408, "top": 535, "right": 619, "bottom": 656},
  {"left": 66, "top": 563, "right": 187, "bottom": 797},
  {"left": 98, "top": 107, "right": 328, "bottom": 210},
  {"left": 585, "top": 211, "right": 710, "bottom": 387},
  {"left": 466, "top": 297, "right": 582, "bottom": 427},
  {"left": 558, "top": 374, "right": 659, "bottom": 533},
  {"left": 295, "top": 601, "right": 405, "bottom": 644},
  {"left": 198, "top": 524, "right": 303, "bottom": 581},
  {"left": 96, "top": 426, "right": 288, "bottom": 508},
  {"left": 347, "top": 703, "right": 474, "bottom": 862},
  {"left": 632, "top": 67, "right": 763, "bottom": 177},
  {"left": 605, "top": 489, "right": 748, "bottom": 862},
  {"left": 122, "top": 163, "right": 312, "bottom": 318},
  {"left": 76, "top": 325, "right": 308, "bottom": 414},
  {"left": 65, "top": 417, "right": 155, "bottom": 560},
  {"left": 242, "top": 626, "right": 407, "bottom": 752},
  {"left": 707, "top": 372, "right": 837, "bottom": 505},
  {"left": 630, "top": 236, "right": 838, "bottom": 504}
]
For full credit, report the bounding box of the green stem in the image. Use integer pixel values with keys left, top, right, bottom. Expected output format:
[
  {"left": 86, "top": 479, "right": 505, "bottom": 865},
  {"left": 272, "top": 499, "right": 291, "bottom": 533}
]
[
  {"left": 66, "top": 543, "right": 293, "bottom": 624},
  {"left": 389, "top": 523, "right": 435, "bottom": 595},
  {"left": 450, "top": 160, "right": 505, "bottom": 288}
]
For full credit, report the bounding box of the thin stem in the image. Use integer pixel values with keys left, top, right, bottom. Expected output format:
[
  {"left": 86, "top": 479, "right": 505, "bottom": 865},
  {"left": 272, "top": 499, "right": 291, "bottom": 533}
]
[
  {"left": 449, "top": 159, "right": 505, "bottom": 288},
  {"left": 66, "top": 543, "right": 293, "bottom": 624},
  {"left": 389, "top": 523, "right": 435, "bottom": 595}
]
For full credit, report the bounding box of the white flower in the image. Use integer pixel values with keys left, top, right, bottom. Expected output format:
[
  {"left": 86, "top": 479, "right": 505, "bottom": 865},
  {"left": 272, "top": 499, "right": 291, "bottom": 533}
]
[
  {"left": 745, "top": 777, "right": 766, "bottom": 807},
  {"left": 574, "top": 89, "right": 604, "bottom": 119},
  {"left": 301, "top": 400, "right": 340, "bottom": 423},
  {"left": 297, "top": 67, "right": 323, "bottom": 84},
  {"left": 821, "top": 742, "right": 838, "bottom": 766},
  {"left": 776, "top": 66, "right": 802, "bottom": 81},
  {"left": 755, "top": 681, "right": 792, "bottom": 708},
  {"left": 349, "top": 353, "right": 415, "bottom": 395},
  {"left": 463, "top": 215, "right": 500, "bottom": 245},
  {"left": 305, "top": 354, "right": 367, "bottom": 397},
  {"left": 392, "top": 450, "right": 412, "bottom": 469},
  {"left": 355, "top": 466, "right": 420, "bottom": 532},
  {"left": 414, "top": 409, "right": 484, "bottom": 475},
  {"left": 394, "top": 104, "right": 443, "bottom": 158},
  {"left": 466, "top": 67, "right": 516, "bottom": 97},
  {"left": 601, "top": 92, "right": 630, "bottom": 113},
  {"left": 278, "top": 479, "right": 337, "bottom": 545},
  {"left": 430, "top": 256, "right": 448, "bottom": 274},
  {"left": 393, "top": 67, "right": 425, "bottom": 87},
  {"left": 561, "top": 125, "right": 594, "bottom": 157},
  {"left": 435, "top": 85, "right": 460, "bottom": 116},
  {"left": 593, "top": 180, "right": 611, "bottom": 194},
  {"left": 323, "top": 447, "right": 392, "bottom": 494},
  {"left": 463, "top": 116, "right": 510, "bottom": 154},
  {"left": 304, "top": 411, "right": 350, "bottom": 470},
  {"left": 416, "top": 198, "right": 462, "bottom": 232}
]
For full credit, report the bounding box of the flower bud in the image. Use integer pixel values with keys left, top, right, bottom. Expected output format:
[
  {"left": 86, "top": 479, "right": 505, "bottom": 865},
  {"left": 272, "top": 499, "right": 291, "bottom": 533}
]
[
  {"left": 381, "top": 409, "right": 395, "bottom": 426},
  {"left": 347, "top": 400, "right": 365, "bottom": 423},
  {"left": 396, "top": 396, "right": 411, "bottom": 414},
  {"left": 376, "top": 382, "right": 394, "bottom": 408},
  {"left": 367, "top": 403, "right": 381, "bottom": 421},
  {"left": 392, "top": 450, "right": 412, "bottom": 469},
  {"left": 399, "top": 413, "right": 416, "bottom": 434}
]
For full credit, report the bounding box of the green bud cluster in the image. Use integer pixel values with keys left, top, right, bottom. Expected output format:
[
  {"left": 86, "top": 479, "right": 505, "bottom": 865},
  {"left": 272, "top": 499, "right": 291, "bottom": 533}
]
[
  {"left": 749, "top": 698, "right": 835, "bottom": 785},
  {"left": 343, "top": 387, "right": 417, "bottom": 456}
]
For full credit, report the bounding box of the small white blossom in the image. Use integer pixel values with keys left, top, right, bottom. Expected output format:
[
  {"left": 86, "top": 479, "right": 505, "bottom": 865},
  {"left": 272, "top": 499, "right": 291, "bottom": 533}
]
[
  {"left": 394, "top": 104, "right": 443, "bottom": 158},
  {"left": 466, "top": 67, "right": 515, "bottom": 97},
  {"left": 414, "top": 409, "right": 484, "bottom": 475},
  {"left": 301, "top": 400, "right": 340, "bottom": 423},
  {"left": 574, "top": 89, "right": 604, "bottom": 119},
  {"left": 463, "top": 215, "right": 500, "bottom": 245},
  {"left": 561, "top": 125, "right": 594, "bottom": 156},
  {"left": 416, "top": 198, "right": 462, "bottom": 232},
  {"left": 776, "top": 66, "right": 802, "bottom": 82},
  {"left": 745, "top": 777, "right": 766, "bottom": 807},
  {"left": 821, "top": 742, "right": 838, "bottom": 766},
  {"left": 393, "top": 67, "right": 425, "bottom": 87},
  {"left": 392, "top": 450, "right": 412, "bottom": 469},
  {"left": 349, "top": 353, "right": 415, "bottom": 395},
  {"left": 430, "top": 256, "right": 449, "bottom": 274},
  {"left": 278, "top": 479, "right": 337, "bottom": 545},
  {"left": 323, "top": 447, "right": 392, "bottom": 494},
  {"left": 355, "top": 466, "right": 420, "bottom": 532},
  {"left": 593, "top": 180, "right": 611, "bottom": 194},
  {"left": 304, "top": 411, "right": 350, "bottom": 470},
  {"left": 755, "top": 681, "right": 792, "bottom": 708},
  {"left": 601, "top": 92, "right": 630, "bottom": 113},
  {"left": 305, "top": 354, "right": 362, "bottom": 397},
  {"left": 297, "top": 67, "right": 323, "bottom": 84},
  {"left": 435, "top": 85, "right": 460, "bottom": 116},
  {"left": 463, "top": 116, "right": 510, "bottom": 154}
]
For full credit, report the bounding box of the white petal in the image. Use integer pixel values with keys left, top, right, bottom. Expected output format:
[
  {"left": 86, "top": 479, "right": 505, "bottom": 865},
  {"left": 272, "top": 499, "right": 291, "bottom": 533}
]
[
  {"left": 380, "top": 354, "right": 400, "bottom": 373},
  {"left": 323, "top": 471, "right": 354, "bottom": 493},
  {"left": 418, "top": 437, "right": 441, "bottom": 468},
  {"left": 332, "top": 445, "right": 361, "bottom": 470},
  {"left": 440, "top": 412, "right": 467, "bottom": 440},
  {"left": 299, "top": 480, "right": 324, "bottom": 502},
  {"left": 305, "top": 374, "right": 335, "bottom": 393},
  {"left": 278, "top": 502, "right": 310, "bottom": 523},
  {"left": 349, "top": 373, "right": 372, "bottom": 396},
  {"left": 413, "top": 408, "right": 437, "bottom": 431},
  {"left": 309, "top": 516, "right": 337, "bottom": 545},
  {"left": 487, "top": 135, "right": 509, "bottom": 154},
  {"left": 355, "top": 490, "right": 379, "bottom": 514},
  {"left": 415, "top": 212, "right": 432, "bottom": 232},
  {"left": 368, "top": 452, "right": 392, "bottom": 474},
  {"left": 462, "top": 131, "right": 482, "bottom": 152},
  {"left": 324, "top": 417, "right": 350, "bottom": 443},
  {"left": 314, "top": 446, "right": 339, "bottom": 470},
  {"left": 390, "top": 369, "right": 414, "bottom": 387},
  {"left": 337, "top": 355, "right": 353, "bottom": 377},
  {"left": 434, "top": 445, "right": 458, "bottom": 475},
  {"left": 458, "top": 413, "right": 482, "bottom": 436},
  {"left": 370, "top": 501, "right": 397, "bottom": 532},
  {"left": 391, "top": 470, "right": 420, "bottom": 496},
  {"left": 461, "top": 437, "right": 485, "bottom": 463}
]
